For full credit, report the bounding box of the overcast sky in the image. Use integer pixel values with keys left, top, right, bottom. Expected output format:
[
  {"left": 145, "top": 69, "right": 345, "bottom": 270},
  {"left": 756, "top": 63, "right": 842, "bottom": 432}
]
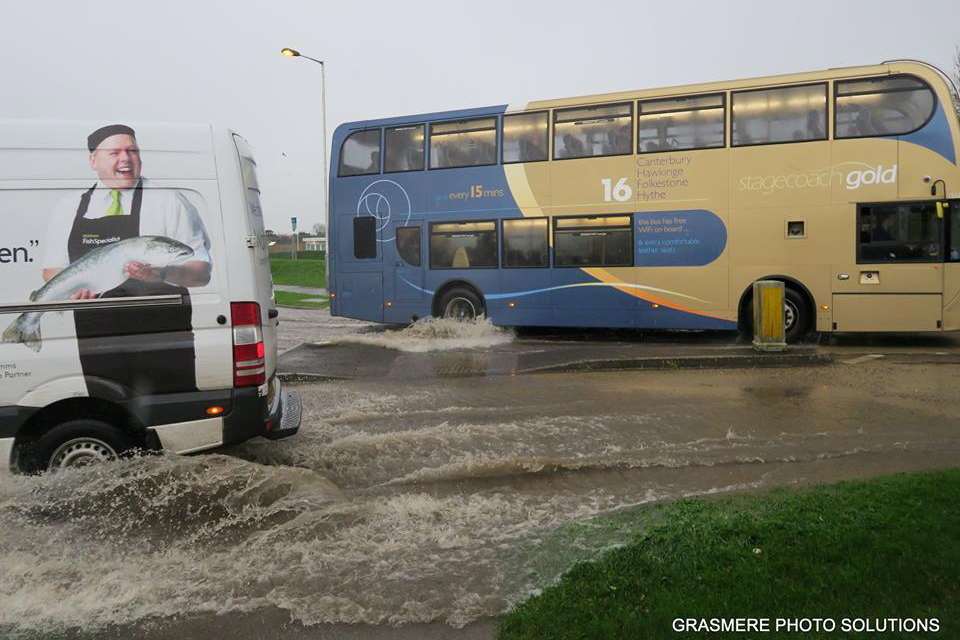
[{"left": 2, "top": 0, "right": 959, "bottom": 232}]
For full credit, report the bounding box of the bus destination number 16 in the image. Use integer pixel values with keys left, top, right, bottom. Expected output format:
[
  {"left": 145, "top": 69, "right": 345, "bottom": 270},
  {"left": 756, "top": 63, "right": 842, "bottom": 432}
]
[{"left": 601, "top": 177, "right": 633, "bottom": 202}]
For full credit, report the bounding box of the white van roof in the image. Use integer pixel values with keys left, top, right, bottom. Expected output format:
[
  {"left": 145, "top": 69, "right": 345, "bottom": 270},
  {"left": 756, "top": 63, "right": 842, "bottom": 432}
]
[{"left": 0, "top": 119, "right": 219, "bottom": 181}]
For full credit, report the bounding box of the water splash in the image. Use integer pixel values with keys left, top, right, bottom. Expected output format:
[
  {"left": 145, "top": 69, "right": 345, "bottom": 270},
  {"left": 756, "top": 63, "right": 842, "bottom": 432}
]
[{"left": 330, "top": 317, "right": 513, "bottom": 352}]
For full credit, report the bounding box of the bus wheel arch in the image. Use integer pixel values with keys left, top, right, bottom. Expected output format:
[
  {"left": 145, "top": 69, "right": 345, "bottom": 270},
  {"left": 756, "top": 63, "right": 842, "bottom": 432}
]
[
  {"left": 433, "top": 281, "right": 486, "bottom": 320},
  {"left": 738, "top": 276, "right": 816, "bottom": 342},
  {"left": 13, "top": 397, "right": 147, "bottom": 473}
]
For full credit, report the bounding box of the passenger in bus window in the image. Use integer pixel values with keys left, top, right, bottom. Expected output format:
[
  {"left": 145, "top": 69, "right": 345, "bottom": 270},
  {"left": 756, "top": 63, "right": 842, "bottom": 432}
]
[
  {"left": 806, "top": 111, "right": 824, "bottom": 140},
  {"left": 876, "top": 213, "right": 898, "bottom": 242},
  {"left": 519, "top": 138, "right": 544, "bottom": 162},
  {"left": 851, "top": 106, "right": 873, "bottom": 136},
  {"left": 608, "top": 128, "right": 631, "bottom": 155},
  {"left": 562, "top": 134, "right": 585, "bottom": 158}
]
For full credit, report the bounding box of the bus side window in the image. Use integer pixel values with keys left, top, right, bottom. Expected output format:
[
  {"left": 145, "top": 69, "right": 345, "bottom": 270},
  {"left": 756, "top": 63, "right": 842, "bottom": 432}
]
[
  {"left": 396, "top": 226, "right": 421, "bottom": 266},
  {"left": 858, "top": 203, "right": 941, "bottom": 263},
  {"left": 637, "top": 93, "right": 725, "bottom": 153},
  {"left": 836, "top": 76, "right": 935, "bottom": 139},
  {"left": 553, "top": 103, "right": 632, "bottom": 160},
  {"left": 732, "top": 84, "right": 827, "bottom": 146},
  {"left": 503, "top": 218, "right": 549, "bottom": 267},
  {"left": 429, "top": 118, "right": 498, "bottom": 169},
  {"left": 554, "top": 216, "right": 633, "bottom": 267},
  {"left": 949, "top": 206, "right": 960, "bottom": 262},
  {"left": 503, "top": 112, "right": 549, "bottom": 164},
  {"left": 339, "top": 129, "right": 381, "bottom": 176},
  {"left": 385, "top": 125, "right": 425, "bottom": 173},
  {"left": 430, "top": 221, "right": 498, "bottom": 268}
]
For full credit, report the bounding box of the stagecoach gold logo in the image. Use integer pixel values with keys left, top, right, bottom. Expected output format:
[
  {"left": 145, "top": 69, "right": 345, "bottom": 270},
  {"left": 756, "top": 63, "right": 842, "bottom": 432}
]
[{"left": 738, "top": 163, "right": 897, "bottom": 194}]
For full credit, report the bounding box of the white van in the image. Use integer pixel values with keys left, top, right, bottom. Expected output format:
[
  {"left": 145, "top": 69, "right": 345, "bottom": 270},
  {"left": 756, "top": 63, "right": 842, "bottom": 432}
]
[{"left": 0, "top": 120, "right": 300, "bottom": 473}]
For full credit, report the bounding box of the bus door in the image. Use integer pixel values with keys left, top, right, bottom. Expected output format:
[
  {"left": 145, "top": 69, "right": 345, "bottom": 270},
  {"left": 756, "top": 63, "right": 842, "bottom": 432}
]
[
  {"left": 831, "top": 201, "right": 944, "bottom": 332},
  {"left": 336, "top": 213, "right": 384, "bottom": 322},
  {"left": 387, "top": 220, "right": 425, "bottom": 310},
  {"left": 944, "top": 200, "right": 960, "bottom": 330}
]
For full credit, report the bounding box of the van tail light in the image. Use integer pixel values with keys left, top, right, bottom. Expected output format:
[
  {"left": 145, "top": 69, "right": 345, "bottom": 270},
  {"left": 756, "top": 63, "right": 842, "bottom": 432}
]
[{"left": 231, "top": 302, "right": 265, "bottom": 387}]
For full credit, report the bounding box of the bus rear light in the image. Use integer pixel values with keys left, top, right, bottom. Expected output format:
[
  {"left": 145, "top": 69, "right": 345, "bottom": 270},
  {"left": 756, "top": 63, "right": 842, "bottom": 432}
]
[
  {"left": 206, "top": 406, "right": 225, "bottom": 416},
  {"left": 231, "top": 302, "right": 266, "bottom": 387}
]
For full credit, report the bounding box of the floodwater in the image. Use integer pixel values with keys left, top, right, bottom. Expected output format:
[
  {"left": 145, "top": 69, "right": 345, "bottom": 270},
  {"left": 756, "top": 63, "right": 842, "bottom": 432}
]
[{"left": 3, "top": 322, "right": 960, "bottom": 639}]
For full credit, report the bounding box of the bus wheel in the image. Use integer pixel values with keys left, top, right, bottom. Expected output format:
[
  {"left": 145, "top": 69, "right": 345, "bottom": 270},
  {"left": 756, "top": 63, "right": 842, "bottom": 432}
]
[
  {"left": 784, "top": 288, "right": 811, "bottom": 343},
  {"left": 35, "top": 419, "right": 134, "bottom": 472},
  {"left": 439, "top": 287, "right": 484, "bottom": 321}
]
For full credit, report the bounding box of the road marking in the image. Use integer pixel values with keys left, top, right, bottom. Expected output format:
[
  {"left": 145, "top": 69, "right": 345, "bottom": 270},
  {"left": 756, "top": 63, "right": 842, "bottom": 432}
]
[{"left": 840, "top": 354, "right": 886, "bottom": 365}]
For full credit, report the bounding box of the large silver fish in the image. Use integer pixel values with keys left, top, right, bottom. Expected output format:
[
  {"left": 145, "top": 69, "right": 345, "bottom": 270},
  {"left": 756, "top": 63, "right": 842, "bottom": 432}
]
[{"left": 2, "top": 236, "right": 194, "bottom": 352}]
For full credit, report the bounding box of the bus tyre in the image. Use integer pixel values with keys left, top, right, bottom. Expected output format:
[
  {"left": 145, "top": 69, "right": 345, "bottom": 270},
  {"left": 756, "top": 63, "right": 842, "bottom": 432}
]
[
  {"left": 439, "top": 287, "right": 484, "bottom": 321},
  {"left": 783, "top": 288, "right": 811, "bottom": 343},
  {"left": 35, "top": 419, "right": 134, "bottom": 472}
]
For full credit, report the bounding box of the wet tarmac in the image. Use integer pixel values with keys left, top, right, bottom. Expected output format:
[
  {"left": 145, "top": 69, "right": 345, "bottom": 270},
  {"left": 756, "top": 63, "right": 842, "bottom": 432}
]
[{"left": 3, "top": 316, "right": 960, "bottom": 639}]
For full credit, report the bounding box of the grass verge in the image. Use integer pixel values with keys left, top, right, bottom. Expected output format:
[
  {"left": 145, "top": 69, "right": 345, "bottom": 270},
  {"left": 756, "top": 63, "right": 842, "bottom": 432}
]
[
  {"left": 274, "top": 290, "right": 328, "bottom": 309},
  {"left": 270, "top": 255, "right": 326, "bottom": 288},
  {"left": 499, "top": 469, "right": 960, "bottom": 639}
]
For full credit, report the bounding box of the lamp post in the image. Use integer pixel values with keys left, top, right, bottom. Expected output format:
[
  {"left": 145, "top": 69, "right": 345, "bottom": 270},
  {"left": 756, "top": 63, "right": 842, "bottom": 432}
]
[{"left": 281, "top": 47, "right": 329, "bottom": 257}]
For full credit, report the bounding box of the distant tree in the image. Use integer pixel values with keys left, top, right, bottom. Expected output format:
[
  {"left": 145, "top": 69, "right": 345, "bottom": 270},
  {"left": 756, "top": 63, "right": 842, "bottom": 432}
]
[{"left": 312, "top": 223, "right": 326, "bottom": 236}]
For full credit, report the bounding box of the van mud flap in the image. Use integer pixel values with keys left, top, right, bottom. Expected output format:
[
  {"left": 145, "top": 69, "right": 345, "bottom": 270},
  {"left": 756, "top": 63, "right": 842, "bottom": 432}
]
[{"left": 264, "top": 388, "right": 301, "bottom": 441}]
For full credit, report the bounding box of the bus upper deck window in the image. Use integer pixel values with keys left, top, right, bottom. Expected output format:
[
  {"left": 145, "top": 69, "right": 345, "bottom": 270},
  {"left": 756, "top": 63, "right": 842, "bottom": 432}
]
[
  {"left": 732, "top": 84, "right": 827, "bottom": 146},
  {"left": 836, "top": 76, "right": 935, "bottom": 139},
  {"left": 638, "top": 94, "right": 725, "bottom": 153},
  {"left": 429, "top": 118, "right": 498, "bottom": 170},
  {"left": 339, "top": 130, "right": 381, "bottom": 176},
  {"left": 553, "top": 103, "right": 633, "bottom": 160},
  {"left": 385, "top": 125, "right": 425, "bottom": 173},
  {"left": 503, "top": 112, "right": 549, "bottom": 163}
]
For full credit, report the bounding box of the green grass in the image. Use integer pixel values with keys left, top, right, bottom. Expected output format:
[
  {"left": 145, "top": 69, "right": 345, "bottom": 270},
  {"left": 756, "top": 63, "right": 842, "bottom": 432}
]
[
  {"left": 274, "top": 290, "right": 328, "bottom": 309},
  {"left": 500, "top": 469, "right": 960, "bottom": 640},
  {"left": 269, "top": 255, "right": 326, "bottom": 288}
]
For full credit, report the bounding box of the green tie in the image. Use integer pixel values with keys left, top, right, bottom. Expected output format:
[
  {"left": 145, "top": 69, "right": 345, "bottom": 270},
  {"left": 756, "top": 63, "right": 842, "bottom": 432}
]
[{"left": 106, "top": 189, "right": 124, "bottom": 216}]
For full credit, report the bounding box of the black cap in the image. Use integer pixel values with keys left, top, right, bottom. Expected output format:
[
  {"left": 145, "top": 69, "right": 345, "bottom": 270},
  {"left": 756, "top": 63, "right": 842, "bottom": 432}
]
[{"left": 87, "top": 124, "right": 136, "bottom": 153}]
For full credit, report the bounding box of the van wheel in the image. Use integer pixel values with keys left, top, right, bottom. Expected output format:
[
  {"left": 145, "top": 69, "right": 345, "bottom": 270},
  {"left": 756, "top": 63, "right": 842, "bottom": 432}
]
[
  {"left": 35, "top": 419, "right": 134, "bottom": 472},
  {"left": 439, "top": 287, "right": 484, "bottom": 321}
]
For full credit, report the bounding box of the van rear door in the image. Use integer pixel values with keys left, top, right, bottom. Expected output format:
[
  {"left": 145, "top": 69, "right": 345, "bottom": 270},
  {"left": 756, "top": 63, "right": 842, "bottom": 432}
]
[{"left": 232, "top": 135, "right": 278, "bottom": 376}]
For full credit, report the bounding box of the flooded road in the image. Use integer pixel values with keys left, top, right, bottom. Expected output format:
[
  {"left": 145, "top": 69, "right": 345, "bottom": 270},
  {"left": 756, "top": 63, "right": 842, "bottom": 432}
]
[{"left": 2, "top": 326, "right": 960, "bottom": 638}]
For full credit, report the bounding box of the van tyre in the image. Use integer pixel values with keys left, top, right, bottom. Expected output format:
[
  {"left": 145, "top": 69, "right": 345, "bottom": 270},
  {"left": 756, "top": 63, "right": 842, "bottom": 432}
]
[
  {"left": 439, "top": 287, "right": 484, "bottom": 321},
  {"left": 35, "top": 419, "right": 134, "bottom": 472}
]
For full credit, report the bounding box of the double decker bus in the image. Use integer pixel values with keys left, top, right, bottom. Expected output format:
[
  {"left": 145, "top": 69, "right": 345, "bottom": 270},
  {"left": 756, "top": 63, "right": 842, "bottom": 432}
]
[{"left": 328, "top": 60, "right": 960, "bottom": 341}]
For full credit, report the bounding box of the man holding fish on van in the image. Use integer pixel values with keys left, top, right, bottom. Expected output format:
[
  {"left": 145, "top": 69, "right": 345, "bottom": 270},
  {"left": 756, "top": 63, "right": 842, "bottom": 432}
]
[{"left": 32, "top": 124, "right": 212, "bottom": 393}]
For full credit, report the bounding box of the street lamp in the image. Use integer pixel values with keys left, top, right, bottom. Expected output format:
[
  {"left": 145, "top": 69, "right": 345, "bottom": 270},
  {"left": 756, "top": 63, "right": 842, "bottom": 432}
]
[{"left": 281, "top": 47, "right": 329, "bottom": 257}]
